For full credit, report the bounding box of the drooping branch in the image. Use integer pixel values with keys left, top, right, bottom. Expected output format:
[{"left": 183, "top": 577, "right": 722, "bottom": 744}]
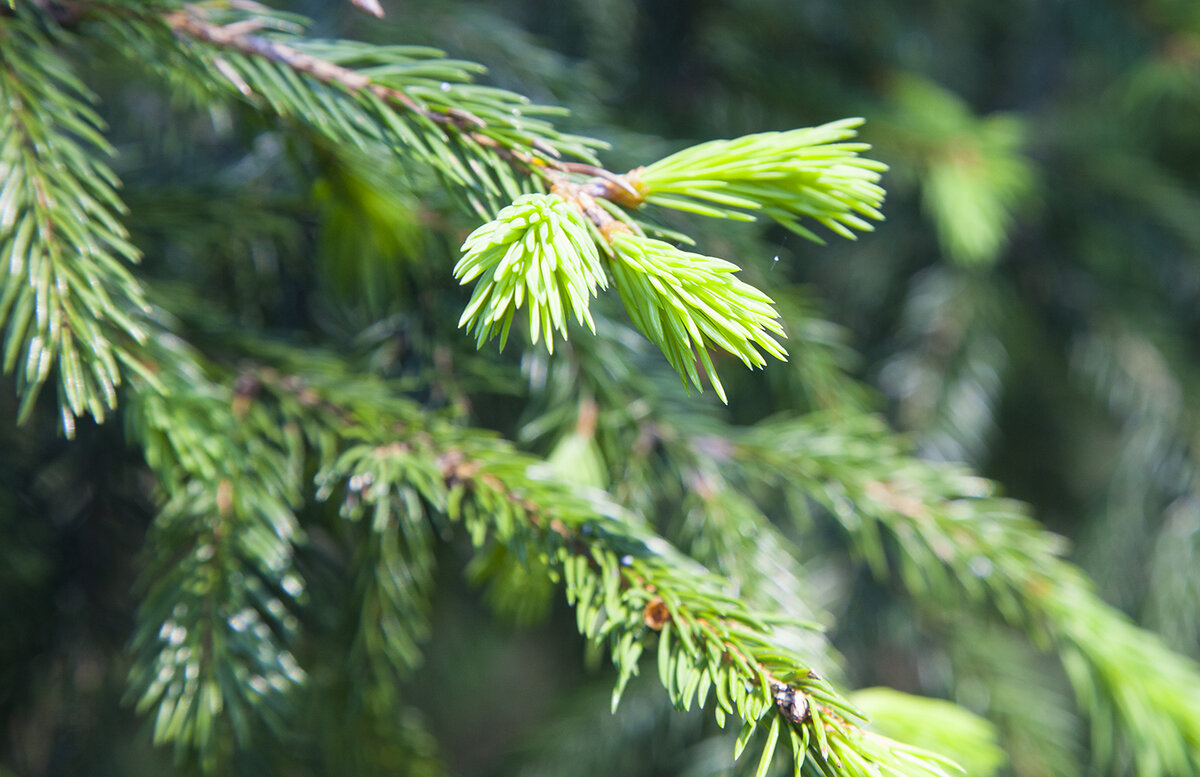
[
  {"left": 0, "top": 12, "right": 150, "bottom": 434},
  {"left": 733, "top": 413, "right": 1200, "bottom": 777},
  {"left": 242, "top": 361, "right": 957, "bottom": 777}
]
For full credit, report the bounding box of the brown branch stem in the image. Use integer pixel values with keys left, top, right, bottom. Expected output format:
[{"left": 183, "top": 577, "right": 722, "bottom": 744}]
[
  {"left": 161, "top": 4, "right": 645, "bottom": 234},
  {"left": 15, "top": 0, "right": 649, "bottom": 236},
  {"left": 255, "top": 366, "right": 844, "bottom": 745},
  {"left": 164, "top": 8, "right": 477, "bottom": 128}
]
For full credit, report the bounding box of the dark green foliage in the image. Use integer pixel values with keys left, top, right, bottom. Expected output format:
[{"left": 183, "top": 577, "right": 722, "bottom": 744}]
[
  {"left": 0, "top": 14, "right": 149, "bottom": 434},
  {"left": 3, "top": 1, "right": 1200, "bottom": 777}
]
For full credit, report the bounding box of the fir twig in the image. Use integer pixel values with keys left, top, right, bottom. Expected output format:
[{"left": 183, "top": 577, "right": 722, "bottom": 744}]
[
  {"left": 238, "top": 357, "right": 959, "bottom": 777},
  {"left": 0, "top": 11, "right": 150, "bottom": 435},
  {"left": 735, "top": 413, "right": 1200, "bottom": 777},
  {"left": 163, "top": 7, "right": 491, "bottom": 140},
  {"left": 79, "top": 0, "right": 885, "bottom": 390}
]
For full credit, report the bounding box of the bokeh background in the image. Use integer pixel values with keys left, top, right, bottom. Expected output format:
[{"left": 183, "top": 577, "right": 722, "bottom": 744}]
[{"left": 3, "top": 0, "right": 1200, "bottom": 775}]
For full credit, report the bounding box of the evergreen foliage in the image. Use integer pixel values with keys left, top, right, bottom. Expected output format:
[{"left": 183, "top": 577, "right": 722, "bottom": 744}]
[
  {"left": 3, "top": 2, "right": 1200, "bottom": 777},
  {"left": 454, "top": 192, "right": 605, "bottom": 352},
  {"left": 0, "top": 15, "right": 150, "bottom": 434}
]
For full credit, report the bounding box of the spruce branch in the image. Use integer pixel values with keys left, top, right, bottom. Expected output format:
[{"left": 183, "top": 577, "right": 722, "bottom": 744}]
[
  {"left": 86, "top": 0, "right": 602, "bottom": 216},
  {"left": 231, "top": 359, "right": 959, "bottom": 777},
  {"left": 0, "top": 13, "right": 150, "bottom": 434},
  {"left": 161, "top": 7, "right": 488, "bottom": 140},
  {"left": 75, "top": 0, "right": 885, "bottom": 391},
  {"left": 81, "top": 3, "right": 882, "bottom": 246},
  {"left": 124, "top": 349, "right": 309, "bottom": 770},
  {"left": 128, "top": 477, "right": 306, "bottom": 771},
  {"left": 453, "top": 124, "right": 882, "bottom": 392},
  {"left": 4, "top": 4, "right": 1198, "bottom": 777},
  {"left": 734, "top": 414, "right": 1200, "bottom": 777}
]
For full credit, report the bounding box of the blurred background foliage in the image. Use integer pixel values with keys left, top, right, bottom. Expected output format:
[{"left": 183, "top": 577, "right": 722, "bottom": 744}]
[{"left": 3, "top": 0, "right": 1200, "bottom": 776}]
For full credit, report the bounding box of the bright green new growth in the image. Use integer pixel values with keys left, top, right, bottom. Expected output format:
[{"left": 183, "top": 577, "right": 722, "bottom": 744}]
[
  {"left": 451, "top": 118, "right": 885, "bottom": 392},
  {"left": 637, "top": 118, "right": 888, "bottom": 243},
  {"left": 455, "top": 193, "right": 606, "bottom": 352},
  {"left": 606, "top": 231, "right": 787, "bottom": 402},
  {"left": 851, "top": 687, "right": 1007, "bottom": 777}
]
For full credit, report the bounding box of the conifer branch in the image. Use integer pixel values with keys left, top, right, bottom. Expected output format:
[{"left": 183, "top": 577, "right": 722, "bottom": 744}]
[
  {"left": 153, "top": 1, "right": 647, "bottom": 242},
  {"left": 124, "top": 347, "right": 309, "bottom": 770},
  {"left": 0, "top": 12, "right": 150, "bottom": 434},
  {"left": 229, "top": 357, "right": 960, "bottom": 777},
  {"left": 5, "top": 4, "right": 1199, "bottom": 777},
  {"left": 67, "top": 0, "right": 886, "bottom": 392},
  {"left": 734, "top": 414, "right": 1200, "bottom": 777},
  {"left": 84, "top": 0, "right": 600, "bottom": 217},
  {"left": 128, "top": 476, "right": 306, "bottom": 771},
  {"left": 163, "top": 7, "right": 491, "bottom": 140}
]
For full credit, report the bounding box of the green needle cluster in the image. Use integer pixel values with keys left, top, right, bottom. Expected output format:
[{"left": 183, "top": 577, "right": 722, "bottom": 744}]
[
  {"left": 637, "top": 118, "right": 887, "bottom": 243},
  {"left": 454, "top": 193, "right": 606, "bottom": 353},
  {"left": 607, "top": 231, "right": 786, "bottom": 402}
]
